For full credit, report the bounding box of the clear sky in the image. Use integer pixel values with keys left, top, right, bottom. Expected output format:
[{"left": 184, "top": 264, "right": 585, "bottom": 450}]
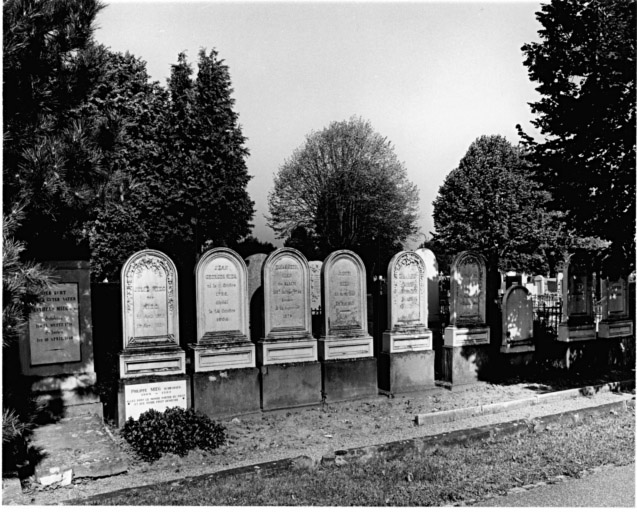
[{"left": 95, "top": 1, "right": 544, "bottom": 248}]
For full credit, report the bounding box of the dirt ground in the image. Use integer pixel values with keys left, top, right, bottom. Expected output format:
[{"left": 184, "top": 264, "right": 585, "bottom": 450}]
[{"left": 11, "top": 369, "right": 634, "bottom": 505}]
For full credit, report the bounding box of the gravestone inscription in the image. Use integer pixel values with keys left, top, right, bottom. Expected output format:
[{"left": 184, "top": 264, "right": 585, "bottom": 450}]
[{"left": 29, "top": 283, "right": 81, "bottom": 365}]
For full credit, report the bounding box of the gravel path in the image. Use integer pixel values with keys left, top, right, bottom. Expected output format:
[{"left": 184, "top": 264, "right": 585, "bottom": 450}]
[{"left": 15, "top": 380, "right": 634, "bottom": 505}]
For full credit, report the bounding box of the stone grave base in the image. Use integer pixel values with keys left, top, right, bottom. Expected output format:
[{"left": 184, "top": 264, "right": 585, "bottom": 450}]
[
  {"left": 191, "top": 367, "right": 260, "bottom": 418},
  {"left": 189, "top": 342, "right": 256, "bottom": 372},
  {"left": 115, "top": 374, "right": 191, "bottom": 427},
  {"left": 557, "top": 322, "right": 596, "bottom": 342},
  {"left": 443, "top": 325, "right": 490, "bottom": 347},
  {"left": 546, "top": 337, "right": 635, "bottom": 371},
  {"left": 499, "top": 347, "right": 535, "bottom": 369},
  {"left": 260, "top": 361, "right": 322, "bottom": 410},
  {"left": 28, "top": 371, "right": 102, "bottom": 420},
  {"left": 382, "top": 330, "right": 432, "bottom": 353},
  {"left": 442, "top": 344, "right": 490, "bottom": 387},
  {"left": 319, "top": 335, "right": 374, "bottom": 360},
  {"left": 119, "top": 345, "right": 186, "bottom": 379},
  {"left": 377, "top": 350, "right": 435, "bottom": 394},
  {"left": 598, "top": 320, "right": 633, "bottom": 339},
  {"left": 321, "top": 357, "right": 378, "bottom": 402}
]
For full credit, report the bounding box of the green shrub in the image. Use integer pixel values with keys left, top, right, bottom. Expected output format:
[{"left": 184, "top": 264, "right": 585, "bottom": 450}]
[{"left": 122, "top": 407, "right": 226, "bottom": 462}]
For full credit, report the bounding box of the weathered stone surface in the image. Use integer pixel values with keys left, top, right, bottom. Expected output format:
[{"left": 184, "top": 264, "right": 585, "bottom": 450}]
[
  {"left": 378, "top": 351, "right": 435, "bottom": 393},
  {"left": 321, "top": 358, "right": 377, "bottom": 401},
  {"left": 501, "top": 285, "right": 534, "bottom": 352},
  {"left": 31, "top": 414, "right": 128, "bottom": 485},
  {"left": 260, "top": 361, "right": 322, "bottom": 410},
  {"left": 192, "top": 367, "right": 260, "bottom": 418},
  {"left": 319, "top": 250, "right": 373, "bottom": 360},
  {"left": 309, "top": 261, "right": 323, "bottom": 312},
  {"left": 382, "top": 250, "right": 432, "bottom": 353},
  {"left": 121, "top": 249, "right": 179, "bottom": 349},
  {"left": 246, "top": 253, "right": 267, "bottom": 342}
]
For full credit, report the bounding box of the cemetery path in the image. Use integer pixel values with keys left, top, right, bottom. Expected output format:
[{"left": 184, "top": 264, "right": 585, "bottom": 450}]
[{"left": 8, "top": 372, "right": 634, "bottom": 505}]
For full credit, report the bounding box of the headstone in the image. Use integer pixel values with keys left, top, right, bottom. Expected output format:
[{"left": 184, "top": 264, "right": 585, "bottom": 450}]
[
  {"left": 191, "top": 248, "right": 254, "bottom": 371},
  {"left": 383, "top": 251, "right": 432, "bottom": 352},
  {"left": 534, "top": 275, "right": 545, "bottom": 296},
  {"left": 501, "top": 285, "right": 534, "bottom": 353},
  {"left": 319, "top": 249, "right": 374, "bottom": 360},
  {"left": 378, "top": 250, "right": 434, "bottom": 393},
  {"left": 598, "top": 277, "right": 633, "bottom": 338},
  {"left": 118, "top": 250, "right": 187, "bottom": 425},
  {"left": 449, "top": 251, "right": 487, "bottom": 329},
  {"left": 258, "top": 248, "right": 321, "bottom": 410},
  {"left": 442, "top": 251, "right": 490, "bottom": 386},
  {"left": 309, "top": 261, "right": 323, "bottom": 312},
  {"left": 19, "top": 261, "right": 100, "bottom": 415},
  {"left": 319, "top": 249, "right": 377, "bottom": 400},
  {"left": 246, "top": 253, "right": 268, "bottom": 342},
  {"left": 415, "top": 248, "right": 440, "bottom": 325},
  {"left": 557, "top": 252, "right": 595, "bottom": 342},
  {"left": 258, "top": 248, "right": 317, "bottom": 365}
]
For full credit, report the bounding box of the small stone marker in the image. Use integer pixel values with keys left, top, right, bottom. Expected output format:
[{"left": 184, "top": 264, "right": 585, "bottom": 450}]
[
  {"left": 124, "top": 380, "right": 187, "bottom": 420},
  {"left": 319, "top": 250, "right": 373, "bottom": 360},
  {"left": 501, "top": 285, "right": 534, "bottom": 353},
  {"left": 119, "top": 249, "right": 185, "bottom": 378},
  {"left": 258, "top": 248, "right": 316, "bottom": 365},
  {"left": 382, "top": 250, "right": 432, "bottom": 352},
  {"left": 309, "top": 260, "right": 323, "bottom": 312},
  {"left": 191, "top": 248, "right": 254, "bottom": 371}
]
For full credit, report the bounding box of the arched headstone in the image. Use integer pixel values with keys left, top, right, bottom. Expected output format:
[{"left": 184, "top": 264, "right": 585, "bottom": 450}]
[
  {"left": 320, "top": 249, "right": 373, "bottom": 359},
  {"left": 191, "top": 248, "right": 254, "bottom": 371},
  {"left": 259, "top": 248, "right": 317, "bottom": 364},
  {"left": 383, "top": 250, "right": 431, "bottom": 352},
  {"left": 501, "top": 285, "right": 534, "bottom": 353}
]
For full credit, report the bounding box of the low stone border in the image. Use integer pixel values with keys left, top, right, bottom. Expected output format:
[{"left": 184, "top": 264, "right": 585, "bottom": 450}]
[
  {"left": 414, "top": 379, "right": 634, "bottom": 425},
  {"left": 66, "top": 395, "right": 635, "bottom": 505}
]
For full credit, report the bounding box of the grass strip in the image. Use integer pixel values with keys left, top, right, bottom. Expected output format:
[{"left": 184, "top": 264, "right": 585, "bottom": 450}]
[{"left": 84, "top": 406, "right": 635, "bottom": 507}]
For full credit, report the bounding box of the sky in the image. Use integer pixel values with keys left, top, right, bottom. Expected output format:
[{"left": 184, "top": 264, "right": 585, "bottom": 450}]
[{"left": 95, "top": 0, "right": 544, "bottom": 248}]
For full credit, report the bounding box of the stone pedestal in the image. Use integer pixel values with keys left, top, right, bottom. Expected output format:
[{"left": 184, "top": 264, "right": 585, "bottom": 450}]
[
  {"left": 321, "top": 357, "right": 377, "bottom": 402},
  {"left": 318, "top": 334, "right": 374, "bottom": 360},
  {"left": 378, "top": 351, "right": 435, "bottom": 394},
  {"left": 557, "top": 322, "right": 596, "bottom": 342},
  {"left": 191, "top": 367, "right": 260, "bottom": 418},
  {"left": 442, "top": 344, "right": 490, "bottom": 387},
  {"left": 116, "top": 373, "right": 191, "bottom": 426},
  {"left": 260, "top": 361, "right": 322, "bottom": 410},
  {"left": 443, "top": 325, "right": 490, "bottom": 346},
  {"left": 598, "top": 320, "right": 633, "bottom": 339}
]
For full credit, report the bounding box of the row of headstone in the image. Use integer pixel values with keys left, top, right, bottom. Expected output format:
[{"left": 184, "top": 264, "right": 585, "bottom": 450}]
[{"left": 21, "top": 247, "right": 632, "bottom": 421}]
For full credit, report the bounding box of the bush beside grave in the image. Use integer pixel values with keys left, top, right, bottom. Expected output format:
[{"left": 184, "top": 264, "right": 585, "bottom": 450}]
[{"left": 122, "top": 407, "right": 226, "bottom": 462}]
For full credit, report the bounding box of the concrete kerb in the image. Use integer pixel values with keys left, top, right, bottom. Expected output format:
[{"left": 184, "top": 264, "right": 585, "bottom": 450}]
[
  {"left": 414, "top": 379, "right": 635, "bottom": 425},
  {"left": 66, "top": 394, "right": 635, "bottom": 505}
]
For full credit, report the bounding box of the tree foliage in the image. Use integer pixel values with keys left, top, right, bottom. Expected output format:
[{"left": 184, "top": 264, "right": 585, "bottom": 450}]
[
  {"left": 4, "top": 0, "right": 255, "bottom": 281},
  {"left": 268, "top": 117, "right": 419, "bottom": 274},
  {"left": 432, "top": 135, "right": 559, "bottom": 275},
  {"left": 518, "top": 0, "right": 636, "bottom": 274}
]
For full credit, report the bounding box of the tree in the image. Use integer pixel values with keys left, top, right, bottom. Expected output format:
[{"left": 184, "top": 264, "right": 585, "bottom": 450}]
[
  {"left": 3, "top": 0, "right": 108, "bottom": 260},
  {"left": 268, "top": 117, "right": 420, "bottom": 275},
  {"left": 518, "top": 0, "right": 636, "bottom": 275},
  {"left": 90, "top": 49, "right": 255, "bottom": 281},
  {"left": 232, "top": 235, "right": 276, "bottom": 259},
  {"left": 432, "top": 135, "right": 563, "bottom": 341}
]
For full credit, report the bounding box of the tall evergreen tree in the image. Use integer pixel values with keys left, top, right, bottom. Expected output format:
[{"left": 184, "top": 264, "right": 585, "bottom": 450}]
[{"left": 518, "top": 0, "right": 636, "bottom": 274}]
